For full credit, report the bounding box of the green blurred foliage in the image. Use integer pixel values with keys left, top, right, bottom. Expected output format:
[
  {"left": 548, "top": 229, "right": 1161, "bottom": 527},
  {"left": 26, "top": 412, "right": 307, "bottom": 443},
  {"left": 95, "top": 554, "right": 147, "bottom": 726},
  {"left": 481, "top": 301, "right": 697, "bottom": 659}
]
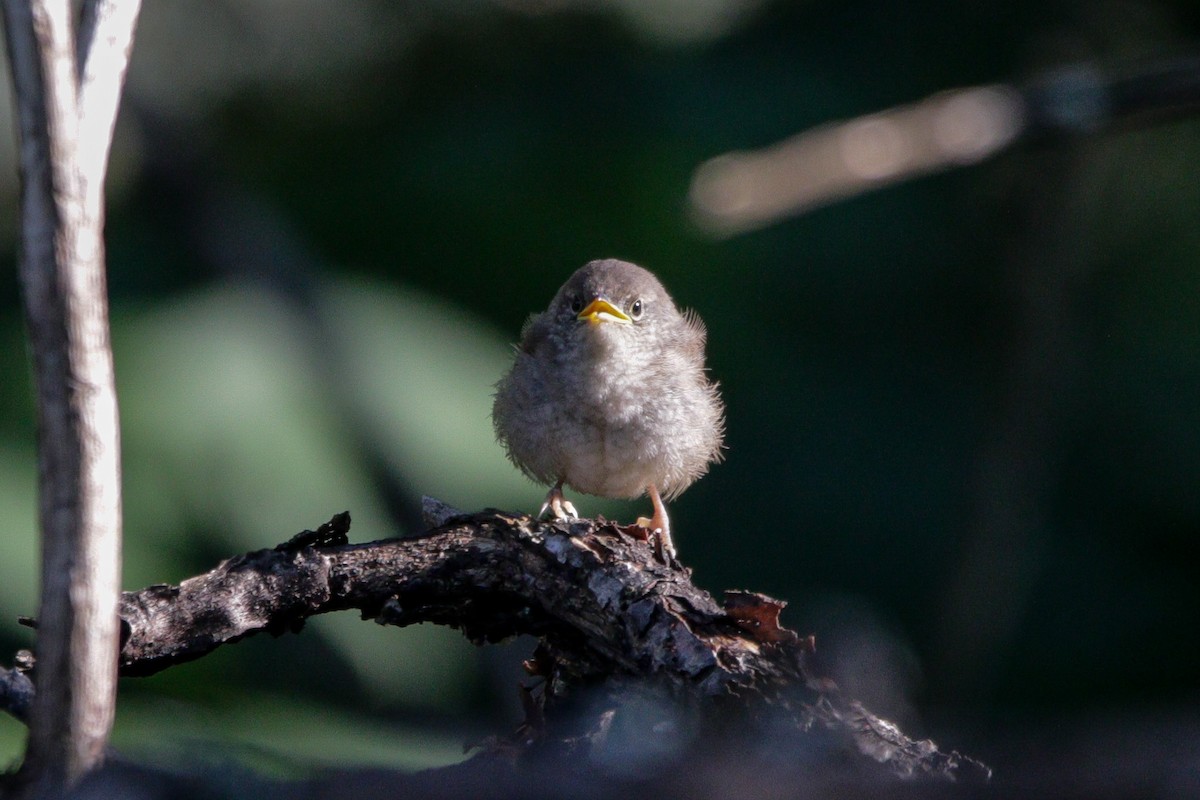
[{"left": 2, "top": 0, "right": 1199, "bottom": 775}]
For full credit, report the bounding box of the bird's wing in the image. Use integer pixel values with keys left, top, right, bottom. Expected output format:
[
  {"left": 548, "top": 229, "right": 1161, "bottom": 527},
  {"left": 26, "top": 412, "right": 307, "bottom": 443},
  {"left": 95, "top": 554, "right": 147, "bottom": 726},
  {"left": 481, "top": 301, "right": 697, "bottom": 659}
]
[{"left": 518, "top": 311, "right": 553, "bottom": 356}]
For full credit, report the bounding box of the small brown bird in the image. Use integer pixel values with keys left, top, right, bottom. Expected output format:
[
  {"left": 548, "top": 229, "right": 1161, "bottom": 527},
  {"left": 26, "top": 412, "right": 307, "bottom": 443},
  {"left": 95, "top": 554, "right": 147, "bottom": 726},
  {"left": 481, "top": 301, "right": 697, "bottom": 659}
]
[{"left": 492, "top": 259, "right": 724, "bottom": 557}]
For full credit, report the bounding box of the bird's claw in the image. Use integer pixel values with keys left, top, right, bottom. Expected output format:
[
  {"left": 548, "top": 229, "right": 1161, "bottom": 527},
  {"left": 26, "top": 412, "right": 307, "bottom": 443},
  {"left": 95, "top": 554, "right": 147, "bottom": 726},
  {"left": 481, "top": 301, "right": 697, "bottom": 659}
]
[
  {"left": 636, "top": 515, "right": 677, "bottom": 564},
  {"left": 644, "top": 485, "right": 677, "bottom": 563},
  {"left": 539, "top": 485, "right": 579, "bottom": 521}
]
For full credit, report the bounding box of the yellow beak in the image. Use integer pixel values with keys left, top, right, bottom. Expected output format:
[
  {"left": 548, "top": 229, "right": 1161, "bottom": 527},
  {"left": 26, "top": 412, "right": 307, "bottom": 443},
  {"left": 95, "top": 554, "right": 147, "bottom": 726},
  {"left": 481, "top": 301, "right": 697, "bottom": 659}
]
[{"left": 577, "top": 298, "right": 632, "bottom": 326}]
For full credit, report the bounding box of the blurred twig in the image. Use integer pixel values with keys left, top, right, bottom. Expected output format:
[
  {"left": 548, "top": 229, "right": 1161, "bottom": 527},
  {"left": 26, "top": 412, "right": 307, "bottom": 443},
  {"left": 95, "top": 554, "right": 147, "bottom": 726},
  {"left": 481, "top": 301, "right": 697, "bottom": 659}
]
[
  {"left": 930, "top": 144, "right": 1096, "bottom": 704},
  {"left": 690, "top": 55, "right": 1200, "bottom": 234},
  {"left": 127, "top": 104, "right": 428, "bottom": 536},
  {"left": 1, "top": 0, "right": 140, "bottom": 793}
]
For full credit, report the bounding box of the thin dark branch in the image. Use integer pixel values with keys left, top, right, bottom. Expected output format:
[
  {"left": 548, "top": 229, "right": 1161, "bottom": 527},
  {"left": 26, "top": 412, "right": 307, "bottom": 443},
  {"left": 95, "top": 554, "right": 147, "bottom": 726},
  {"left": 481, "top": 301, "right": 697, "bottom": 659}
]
[
  {"left": 124, "top": 103, "right": 427, "bottom": 534},
  {"left": 1023, "top": 56, "right": 1200, "bottom": 136}
]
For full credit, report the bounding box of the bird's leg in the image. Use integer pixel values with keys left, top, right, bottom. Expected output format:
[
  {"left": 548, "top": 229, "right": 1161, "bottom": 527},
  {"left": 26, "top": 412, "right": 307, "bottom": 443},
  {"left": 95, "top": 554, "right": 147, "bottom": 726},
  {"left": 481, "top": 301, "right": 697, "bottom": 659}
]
[
  {"left": 538, "top": 479, "right": 579, "bottom": 521},
  {"left": 639, "top": 484, "right": 675, "bottom": 561}
]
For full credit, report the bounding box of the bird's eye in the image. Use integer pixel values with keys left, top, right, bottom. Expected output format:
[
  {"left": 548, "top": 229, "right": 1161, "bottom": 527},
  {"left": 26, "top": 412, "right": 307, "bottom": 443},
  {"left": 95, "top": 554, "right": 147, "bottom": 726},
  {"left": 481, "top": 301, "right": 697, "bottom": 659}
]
[
  {"left": 569, "top": 295, "right": 583, "bottom": 313},
  {"left": 629, "top": 298, "right": 643, "bottom": 319}
]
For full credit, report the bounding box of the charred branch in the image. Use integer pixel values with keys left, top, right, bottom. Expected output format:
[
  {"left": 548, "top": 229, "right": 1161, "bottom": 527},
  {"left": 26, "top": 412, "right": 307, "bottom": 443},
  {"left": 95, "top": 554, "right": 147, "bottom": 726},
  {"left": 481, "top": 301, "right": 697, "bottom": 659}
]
[{"left": 6, "top": 509, "right": 989, "bottom": 784}]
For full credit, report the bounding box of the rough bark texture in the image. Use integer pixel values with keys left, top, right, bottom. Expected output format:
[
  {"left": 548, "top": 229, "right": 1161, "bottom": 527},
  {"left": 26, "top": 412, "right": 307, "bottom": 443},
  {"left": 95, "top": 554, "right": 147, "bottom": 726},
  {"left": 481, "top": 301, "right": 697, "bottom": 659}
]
[{"left": 108, "top": 509, "right": 990, "bottom": 783}]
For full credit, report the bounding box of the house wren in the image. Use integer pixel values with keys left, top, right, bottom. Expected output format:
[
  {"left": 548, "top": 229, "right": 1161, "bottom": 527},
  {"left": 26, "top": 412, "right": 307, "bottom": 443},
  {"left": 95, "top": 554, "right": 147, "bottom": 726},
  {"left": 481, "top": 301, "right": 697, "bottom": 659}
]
[{"left": 492, "top": 259, "right": 724, "bottom": 557}]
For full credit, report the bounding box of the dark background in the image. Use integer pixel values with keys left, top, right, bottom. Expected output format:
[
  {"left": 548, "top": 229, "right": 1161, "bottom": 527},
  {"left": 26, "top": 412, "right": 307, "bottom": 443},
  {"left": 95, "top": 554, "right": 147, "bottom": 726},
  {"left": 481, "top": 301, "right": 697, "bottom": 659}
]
[{"left": 1, "top": 0, "right": 1197, "bottom": 779}]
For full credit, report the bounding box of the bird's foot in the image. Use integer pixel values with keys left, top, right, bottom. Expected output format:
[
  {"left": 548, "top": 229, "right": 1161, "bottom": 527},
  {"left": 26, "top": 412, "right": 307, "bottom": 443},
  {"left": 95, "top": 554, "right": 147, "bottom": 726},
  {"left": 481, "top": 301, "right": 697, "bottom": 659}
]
[
  {"left": 653, "top": 528, "right": 677, "bottom": 564},
  {"left": 538, "top": 483, "right": 579, "bottom": 521},
  {"left": 636, "top": 516, "right": 677, "bottom": 564},
  {"left": 642, "top": 485, "right": 677, "bottom": 564}
]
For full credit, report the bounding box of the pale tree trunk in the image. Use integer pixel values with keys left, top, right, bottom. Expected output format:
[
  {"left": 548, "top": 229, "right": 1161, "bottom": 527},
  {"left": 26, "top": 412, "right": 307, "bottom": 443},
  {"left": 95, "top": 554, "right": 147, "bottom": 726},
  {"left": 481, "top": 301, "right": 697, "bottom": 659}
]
[{"left": 0, "top": 0, "right": 140, "bottom": 794}]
